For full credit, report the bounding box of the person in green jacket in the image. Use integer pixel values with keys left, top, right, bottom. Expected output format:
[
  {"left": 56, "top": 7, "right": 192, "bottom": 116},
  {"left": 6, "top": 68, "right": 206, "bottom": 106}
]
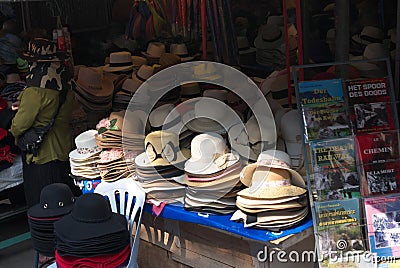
[{"left": 10, "top": 38, "right": 80, "bottom": 207}]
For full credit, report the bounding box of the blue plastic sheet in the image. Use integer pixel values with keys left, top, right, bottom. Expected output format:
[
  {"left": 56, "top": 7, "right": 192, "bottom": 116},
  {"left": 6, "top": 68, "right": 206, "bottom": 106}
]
[{"left": 143, "top": 203, "right": 313, "bottom": 242}]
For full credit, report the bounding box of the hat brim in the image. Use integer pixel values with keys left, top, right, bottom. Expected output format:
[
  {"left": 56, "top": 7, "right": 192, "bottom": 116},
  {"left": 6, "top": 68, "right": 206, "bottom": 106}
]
[
  {"left": 134, "top": 148, "right": 190, "bottom": 167},
  {"left": 183, "top": 113, "right": 226, "bottom": 134},
  {"left": 184, "top": 151, "right": 240, "bottom": 175},
  {"left": 54, "top": 212, "right": 128, "bottom": 241},
  {"left": 69, "top": 148, "right": 102, "bottom": 160},
  {"left": 237, "top": 184, "right": 306, "bottom": 199},
  {"left": 21, "top": 51, "right": 68, "bottom": 62},
  {"left": 28, "top": 203, "right": 74, "bottom": 218},
  {"left": 103, "top": 64, "right": 134, "bottom": 73},
  {"left": 76, "top": 78, "right": 114, "bottom": 97},
  {"left": 240, "top": 163, "right": 306, "bottom": 188},
  {"left": 351, "top": 35, "right": 371, "bottom": 46},
  {"left": 254, "top": 34, "right": 284, "bottom": 49}
]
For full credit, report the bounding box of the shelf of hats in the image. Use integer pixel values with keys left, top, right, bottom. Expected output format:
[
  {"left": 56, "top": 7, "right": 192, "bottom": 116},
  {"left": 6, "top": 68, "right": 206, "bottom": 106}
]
[{"left": 292, "top": 59, "right": 400, "bottom": 268}]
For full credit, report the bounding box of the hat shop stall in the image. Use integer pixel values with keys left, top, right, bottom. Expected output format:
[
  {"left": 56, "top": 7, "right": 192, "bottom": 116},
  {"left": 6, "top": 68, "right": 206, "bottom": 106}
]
[{"left": 1, "top": 0, "right": 400, "bottom": 267}]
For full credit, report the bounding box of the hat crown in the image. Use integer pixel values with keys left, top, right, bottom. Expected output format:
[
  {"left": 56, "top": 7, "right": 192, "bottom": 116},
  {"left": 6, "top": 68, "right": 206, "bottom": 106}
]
[
  {"left": 170, "top": 43, "right": 189, "bottom": 56},
  {"left": 180, "top": 82, "right": 201, "bottom": 95},
  {"left": 77, "top": 67, "right": 103, "bottom": 89},
  {"left": 237, "top": 36, "right": 251, "bottom": 49},
  {"left": 71, "top": 193, "right": 112, "bottom": 223},
  {"left": 27, "top": 38, "right": 57, "bottom": 57},
  {"left": 74, "top": 130, "right": 99, "bottom": 154},
  {"left": 190, "top": 133, "right": 226, "bottom": 161},
  {"left": 202, "top": 89, "right": 228, "bottom": 101},
  {"left": 131, "top": 56, "right": 147, "bottom": 67},
  {"left": 159, "top": 53, "right": 181, "bottom": 67},
  {"left": 145, "top": 42, "right": 166, "bottom": 58},
  {"left": 39, "top": 183, "right": 75, "bottom": 210},
  {"left": 134, "top": 65, "right": 154, "bottom": 81},
  {"left": 363, "top": 43, "right": 389, "bottom": 59},
  {"left": 361, "top": 26, "right": 384, "bottom": 41},
  {"left": 149, "top": 104, "right": 178, "bottom": 127},
  {"left": 266, "top": 15, "right": 284, "bottom": 26},
  {"left": 121, "top": 78, "right": 140, "bottom": 93},
  {"left": 280, "top": 110, "right": 301, "bottom": 142},
  {"left": 109, "top": 51, "right": 132, "bottom": 64},
  {"left": 144, "top": 131, "right": 180, "bottom": 163},
  {"left": 257, "top": 150, "right": 292, "bottom": 167},
  {"left": 109, "top": 110, "right": 125, "bottom": 130}
]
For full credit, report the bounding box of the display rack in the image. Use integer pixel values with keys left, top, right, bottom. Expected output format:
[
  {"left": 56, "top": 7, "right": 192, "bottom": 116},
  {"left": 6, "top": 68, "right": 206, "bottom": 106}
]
[{"left": 292, "top": 58, "right": 400, "bottom": 267}]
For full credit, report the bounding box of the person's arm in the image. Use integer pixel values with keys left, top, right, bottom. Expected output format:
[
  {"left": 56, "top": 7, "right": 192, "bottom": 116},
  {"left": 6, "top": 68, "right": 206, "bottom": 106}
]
[{"left": 10, "top": 88, "right": 42, "bottom": 137}]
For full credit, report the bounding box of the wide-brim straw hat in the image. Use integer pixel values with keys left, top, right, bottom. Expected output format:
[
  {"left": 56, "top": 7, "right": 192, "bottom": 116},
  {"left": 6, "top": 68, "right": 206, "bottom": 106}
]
[
  {"left": 103, "top": 51, "right": 135, "bottom": 73},
  {"left": 240, "top": 150, "right": 305, "bottom": 189},
  {"left": 69, "top": 130, "right": 102, "bottom": 160},
  {"left": 238, "top": 167, "right": 306, "bottom": 199}
]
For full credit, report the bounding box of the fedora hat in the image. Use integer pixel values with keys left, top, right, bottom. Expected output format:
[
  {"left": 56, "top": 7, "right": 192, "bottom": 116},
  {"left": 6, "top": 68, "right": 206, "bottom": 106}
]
[
  {"left": 236, "top": 36, "right": 256, "bottom": 55},
  {"left": 131, "top": 55, "right": 148, "bottom": 68},
  {"left": 103, "top": 51, "right": 135, "bottom": 73},
  {"left": 183, "top": 98, "right": 241, "bottom": 134},
  {"left": 158, "top": 53, "right": 181, "bottom": 69},
  {"left": 28, "top": 183, "right": 75, "bottom": 218},
  {"left": 184, "top": 132, "right": 239, "bottom": 175},
  {"left": 170, "top": 43, "right": 195, "bottom": 62},
  {"left": 180, "top": 82, "right": 201, "bottom": 100},
  {"left": 69, "top": 130, "right": 102, "bottom": 160},
  {"left": 229, "top": 115, "right": 276, "bottom": 161},
  {"left": 132, "top": 64, "right": 154, "bottom": 83},
  {"left": 149, "top": 103, "right": 186, "bottom": 132},
  {"left": 240, "top": 150, "right": 305, "bottom": 188},
  {"left": 22, "top": 38, "right": 67, "bottom": 62},
  {"left": 120, "top": 78, "right": 141, "bottom": 96},
  {"left": 352, "top": 26, "right": 384, "bottom": 46},
  {"left": 237, "top": 167, "right": 307, "bottom": 199},
  {"left": 254, "top": 25, "right": 284, "bottom": 49},
  {"left": 141, "top": 42, "right": 166, "bottom": 59},
  {"left": 54, "top": 193, "right": 128, "bottom": 241},
  {"left": 135, "top": 131, "right": 190, "bottom": 167},
  {"left": 76, "top": 67, "right": 114, "bottom": 97},
  {"left": 266, "top": 15, "right": 284, "bottom": 27}
]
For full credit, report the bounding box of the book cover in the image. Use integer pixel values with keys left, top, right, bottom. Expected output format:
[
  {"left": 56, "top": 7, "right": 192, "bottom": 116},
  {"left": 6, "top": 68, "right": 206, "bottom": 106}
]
[
  {"left": 310, "top": 137, "right": 357, "bottom": 173},
  {"left": 364, "top": 194, "right": 400, "bottom": 259},
  {"left": 350, "top": 101, "right": 396, "bottom": 134},
  {"left": 315, "top": 199, "right": 365, "bottom": 267},
  {"left": 303, "top": 102, "right": 350, "bottom": 141},
  {"left": 361, "top": 160, "right": 400, "bottom": 196},
  {"left": 355, "top": 131, "right": 399, "bottom": 165},
  {"left": 298, "top": 79, "right": 344, "bottom": 107},
  {"left": 345, "top": 78, "right": 391, "bottom": 106}
]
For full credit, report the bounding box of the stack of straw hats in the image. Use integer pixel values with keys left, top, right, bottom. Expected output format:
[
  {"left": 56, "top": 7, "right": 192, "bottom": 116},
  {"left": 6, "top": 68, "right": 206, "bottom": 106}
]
[
  {"left": 54, "top": 193, "right": 131, "bottom": 267},
  {"left": 27, "top": 183, "right": 76, "bottom": 258},
  {"left": 183, "top": 133, "right": 244, "bottom": 214},
  {"left": 69, "top": 130, "right": 102, "bottom": 180},
  {"left": 74, "top": 67, "right": 114, "bottom": 112},
  {"left": 135, "top": 131, "right": 190, "bottom": 203},
  {"left": 113, "top": 65, "right": 154, "bottom": 111},
  {"left": 231, "top": 150, "right": 309, "bottom": 231},
  {"left": 97, "top": 148, "right": 136, "bottom": 182},
  {"left": 95, "top": 111, "right": 125, "bottom": 149}
]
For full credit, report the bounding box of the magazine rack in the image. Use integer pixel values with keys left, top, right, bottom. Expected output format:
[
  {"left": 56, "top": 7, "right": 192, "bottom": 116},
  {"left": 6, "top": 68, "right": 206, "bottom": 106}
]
[{"left": 292, "top": 58, "right": 400, "bottom": 268}]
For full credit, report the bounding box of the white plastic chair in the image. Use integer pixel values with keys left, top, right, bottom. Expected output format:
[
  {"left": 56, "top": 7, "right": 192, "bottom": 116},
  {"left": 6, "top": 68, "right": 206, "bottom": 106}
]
[{"left": 94, "top": 177, "right": 146, "bottom": 268}]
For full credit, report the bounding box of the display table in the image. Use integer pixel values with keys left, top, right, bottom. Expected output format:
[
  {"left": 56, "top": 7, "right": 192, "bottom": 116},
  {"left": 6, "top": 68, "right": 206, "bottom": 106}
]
[{"left": 137, "top": 203, "right": 315, "bottom": 268}]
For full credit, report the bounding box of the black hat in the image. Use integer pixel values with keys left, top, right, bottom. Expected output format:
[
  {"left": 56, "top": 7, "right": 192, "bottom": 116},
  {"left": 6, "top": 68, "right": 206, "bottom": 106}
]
[
  {"left": 21, "top": 38, "right": 68, "bottom": 62},
  {"left": 28, "top": 183, "right": 75, "bottom": 218},
  {"left": 54, "top": 193, "right": 128, "bottom": 241}
]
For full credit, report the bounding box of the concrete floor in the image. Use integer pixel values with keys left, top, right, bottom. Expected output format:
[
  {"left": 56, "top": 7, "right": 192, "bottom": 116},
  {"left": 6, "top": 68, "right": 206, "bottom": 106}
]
[{"left": 0, "top": 209, "right": 36, "bottom": 268}]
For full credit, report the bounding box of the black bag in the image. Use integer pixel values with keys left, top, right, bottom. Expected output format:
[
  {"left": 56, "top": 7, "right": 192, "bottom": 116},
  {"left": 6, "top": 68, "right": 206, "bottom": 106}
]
[
  {"left": 17, "top": 89, "right": 67, "bottom": 157},
  {"left": 17, "top": 127, "right": 47, "bottom": 156}
]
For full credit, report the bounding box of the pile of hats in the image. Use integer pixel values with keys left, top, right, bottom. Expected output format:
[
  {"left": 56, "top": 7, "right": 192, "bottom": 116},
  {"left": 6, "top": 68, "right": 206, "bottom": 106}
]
[
  {"left": 183, "top": 133, "right": 244, "bottom": 214},
  {"left": 95, "top": 111, "right": 125, "bottom": 149},
  {"left": 231, "top": 150, "right": 309, "bottom": 231},
  {"left": 74, "top": 66, "right": 114, "bottom": 112},
  {"left": 254, "top": 17, "right": 286, "bottom": 69},
  {"left": 27, "top": 183, "right": 75, "bottom": 258},
  {"left": 69, "top": 130, "right": 102, "bottom": 180},
  {"left": 54, "top": 193, "right": 131, "bottom": 267},
  {"left": 112, "top": 64, "right": 153, "bottom": 111},
  {"left": 134, "top": 131, "right": 190, "bottom": 203},
  {"left": 97, "top": 148, "right": 136, "bottom": 182}
]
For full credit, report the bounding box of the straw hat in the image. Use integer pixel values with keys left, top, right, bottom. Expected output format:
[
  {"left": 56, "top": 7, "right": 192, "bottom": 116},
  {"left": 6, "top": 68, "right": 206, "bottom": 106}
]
[
  {"left": 184, "top": 132, "right": 239, "bottom": 175},
  {"left": 103, "top": 51, "right": 135, "bottom": 73},
  {"left": 240, "top": 150, "right": 305, "bottom": 188},
  {"left": 352, "top": 26, "right": 384, "bottom": 46},
  {"left": 69, "top": 130, "right": 102, "bottom": 160},
  {"left": 132, "top": 64, "right": 154, "bottom": 83},
  {"left": 131, "top": 56, "right": 148, "bottom": 68},
  {"left": 237, "top": 167, "right": 307, "bottom": 199},
  {"left": 141, "top": 42, "right": 166, "bottom": 59},
  {"left": 180, "top": 82, "right": 201, "bottom": 100},
  {"left": 149, "top": 103, "right": 186, "bottom": 132},
  {"left": 135, "top": 131, "right": 190, "bottom": 167},
  {"left": 254, "top": 24, "right": 284, "bottom": 49},
  {"left": 237, "top": 36, "right": 256, "bottom": 55},
  {"left": 76, "top": 67, "right": 114, "bottom": 97},
  {"left": 170, "top": 43, "right": 194, "bottom": 62},
  {"left": 193, "top": 62, "right": 222, "bottom": 81},
  {"left": 158, "top": 53, "right": 181, "bottom": 69}
]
